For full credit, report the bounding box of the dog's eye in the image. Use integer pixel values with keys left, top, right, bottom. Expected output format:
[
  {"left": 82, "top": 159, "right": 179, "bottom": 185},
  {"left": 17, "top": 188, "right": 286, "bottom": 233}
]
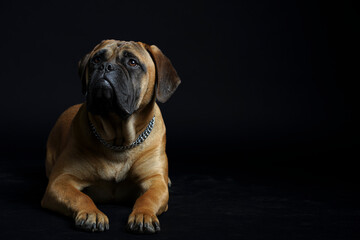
[
  {"left": 128, "top": 59, "right": 138, "bottom": 67},
  {"left": 92, "top": 56, "right": 101, "bottom": 64}
]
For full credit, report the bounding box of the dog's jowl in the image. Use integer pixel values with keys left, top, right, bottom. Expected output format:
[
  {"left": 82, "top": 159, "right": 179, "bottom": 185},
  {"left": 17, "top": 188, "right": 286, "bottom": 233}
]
[{"left": 41, "top": 40, "right": 181, "bottom": 233}]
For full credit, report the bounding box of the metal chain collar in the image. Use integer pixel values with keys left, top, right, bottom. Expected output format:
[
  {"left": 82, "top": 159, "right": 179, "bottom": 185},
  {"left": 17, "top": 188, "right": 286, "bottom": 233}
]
[{"left": 89, "top": 116, "right": 155, "bottom": 151}]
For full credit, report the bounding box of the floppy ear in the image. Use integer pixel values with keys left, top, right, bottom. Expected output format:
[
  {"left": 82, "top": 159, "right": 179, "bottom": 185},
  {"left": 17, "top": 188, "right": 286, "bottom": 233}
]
[
  {"left": 143, "top": 44, "right": 181, "bottom": 103},
  {"left": 78, "top": 53, "right": 91, "bottom": 95}
]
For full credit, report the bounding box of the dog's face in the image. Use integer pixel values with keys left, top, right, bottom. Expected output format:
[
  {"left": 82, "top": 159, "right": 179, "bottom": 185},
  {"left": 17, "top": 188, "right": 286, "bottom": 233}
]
[{"left": 78, "top": 40, "right": 181, "bottom": 118}]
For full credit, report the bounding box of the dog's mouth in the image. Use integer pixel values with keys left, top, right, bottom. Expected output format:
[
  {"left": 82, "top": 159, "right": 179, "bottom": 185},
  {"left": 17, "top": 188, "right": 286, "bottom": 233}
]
[
  {"left": 87, "top": 78, "right": 115, "bottom": 115},
  {"left": 93, "top": 78, "right": 114, "bottom": 100},
  {"left": 86, "top": 77, "right": 137, "bottom": 119}
]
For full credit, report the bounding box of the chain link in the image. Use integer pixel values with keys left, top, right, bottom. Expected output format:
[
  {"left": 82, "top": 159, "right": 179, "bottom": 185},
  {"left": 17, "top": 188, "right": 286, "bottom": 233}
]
[{"left": 89, "top": 116, "right": 155, "bottom": 151}]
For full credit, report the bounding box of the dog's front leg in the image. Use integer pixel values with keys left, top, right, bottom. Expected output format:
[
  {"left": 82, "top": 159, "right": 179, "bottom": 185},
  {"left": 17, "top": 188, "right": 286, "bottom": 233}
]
[
  {"left": 127, "top": 174, "right": 169, "bottom": 234},
  {"left": 41, "top": 174, "right": 109, "bottom": 232}
]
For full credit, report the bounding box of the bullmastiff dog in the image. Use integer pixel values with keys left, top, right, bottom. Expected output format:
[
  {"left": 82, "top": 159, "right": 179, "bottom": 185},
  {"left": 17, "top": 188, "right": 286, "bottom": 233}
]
[{"left": 41, "top": 40, "right": 181, "bottom": 234}]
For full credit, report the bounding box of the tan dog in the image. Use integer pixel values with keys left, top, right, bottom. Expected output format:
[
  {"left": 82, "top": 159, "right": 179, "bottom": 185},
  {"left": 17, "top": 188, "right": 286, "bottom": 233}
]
[{"left": 41, "top": 40, "right": 181, "bottom": 234}]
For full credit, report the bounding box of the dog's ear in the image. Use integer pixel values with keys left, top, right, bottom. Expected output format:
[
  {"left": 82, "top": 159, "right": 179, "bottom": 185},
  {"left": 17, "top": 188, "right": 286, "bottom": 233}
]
[
  {"left": 78, "top": 53, "right": 91, "bottom": 95},
  {"left": 142, "top": 44, "right": 181, "bottom": 103}
]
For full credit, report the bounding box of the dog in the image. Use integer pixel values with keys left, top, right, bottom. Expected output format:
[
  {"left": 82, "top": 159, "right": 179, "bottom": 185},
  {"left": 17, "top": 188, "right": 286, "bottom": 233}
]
[{"left": 41, "top": 40, "right": 181, "bottom": 234}]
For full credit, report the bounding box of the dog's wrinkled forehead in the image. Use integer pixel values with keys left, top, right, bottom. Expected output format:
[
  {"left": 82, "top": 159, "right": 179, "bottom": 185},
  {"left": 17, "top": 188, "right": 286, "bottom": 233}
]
[{"left": 91, "top": 40, "right": 150, "bottom": 61}]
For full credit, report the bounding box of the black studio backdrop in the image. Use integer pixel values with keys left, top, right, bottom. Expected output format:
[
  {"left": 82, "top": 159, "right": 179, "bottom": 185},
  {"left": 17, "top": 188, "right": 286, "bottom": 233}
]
[
  {"left": 0, "top": 0, "right": 358, "bottom": 176},
  {"left": 1, "top": 1, "right": 360, "bottom": 239}
]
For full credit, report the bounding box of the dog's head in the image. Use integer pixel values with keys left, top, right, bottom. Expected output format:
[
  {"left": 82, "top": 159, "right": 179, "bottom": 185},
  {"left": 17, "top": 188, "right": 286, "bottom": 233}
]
[{"left": 78, "top": 40, "right": 181, "bottom": 118}]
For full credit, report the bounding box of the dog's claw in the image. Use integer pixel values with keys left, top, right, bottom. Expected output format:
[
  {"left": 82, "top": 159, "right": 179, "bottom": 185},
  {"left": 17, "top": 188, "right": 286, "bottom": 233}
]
[
  {"left": 91, "top": 222, "right": 97, "bottom": 232},
  {"left": 144, "top": 222, "right": 156, "bottom": 234},
  {"left": 75, "top": 219, "right": 85, "bottom": 227},
  {"left": 98, "top": 222, "right": 104, "bottom": 232},
  {"left": 154, "top": 221, "right": 161, "bottom": 232},
  {"left": 136, "top": 221, "right": 143, "bottom": 233},
  {"left": 126, "top": 221, "right": 133, "bottom": 231}
]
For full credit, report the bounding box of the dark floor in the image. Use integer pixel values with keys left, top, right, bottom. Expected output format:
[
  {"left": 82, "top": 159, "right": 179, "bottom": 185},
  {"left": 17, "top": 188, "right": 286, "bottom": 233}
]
[{"left": 1, "top": 148, "right": 360, "bottom": 240}]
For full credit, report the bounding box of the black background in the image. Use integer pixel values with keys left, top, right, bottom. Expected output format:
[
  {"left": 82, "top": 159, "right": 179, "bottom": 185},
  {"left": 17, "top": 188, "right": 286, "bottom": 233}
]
[{"left": 0, "top": 0, "right": 359, "bottom": 239}]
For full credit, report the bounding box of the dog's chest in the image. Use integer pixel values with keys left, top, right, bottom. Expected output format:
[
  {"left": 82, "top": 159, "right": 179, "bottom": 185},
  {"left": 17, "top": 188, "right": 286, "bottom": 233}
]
[{"left": 98, "top": 160, "right": 132, "bottom": 182}]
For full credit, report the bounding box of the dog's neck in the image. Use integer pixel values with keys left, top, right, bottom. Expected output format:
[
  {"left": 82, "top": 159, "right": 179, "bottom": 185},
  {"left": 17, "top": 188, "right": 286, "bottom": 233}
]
[{"left": 87, "top": 102, "right": 155, "bottom": 147}]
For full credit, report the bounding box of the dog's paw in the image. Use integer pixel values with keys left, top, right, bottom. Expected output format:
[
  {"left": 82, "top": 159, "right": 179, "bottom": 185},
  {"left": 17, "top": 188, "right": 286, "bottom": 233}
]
[
  {"left": 74, "top": 209, "right": 109, "bottom": 232},
  {"left": 126, "top": 208, "right": 160, "bottom": 234}
]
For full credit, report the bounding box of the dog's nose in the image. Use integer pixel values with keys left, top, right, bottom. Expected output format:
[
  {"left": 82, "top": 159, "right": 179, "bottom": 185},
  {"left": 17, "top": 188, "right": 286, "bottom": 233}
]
[{"left": 99, "top": 63, "right": 114, "bottom": 72}]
